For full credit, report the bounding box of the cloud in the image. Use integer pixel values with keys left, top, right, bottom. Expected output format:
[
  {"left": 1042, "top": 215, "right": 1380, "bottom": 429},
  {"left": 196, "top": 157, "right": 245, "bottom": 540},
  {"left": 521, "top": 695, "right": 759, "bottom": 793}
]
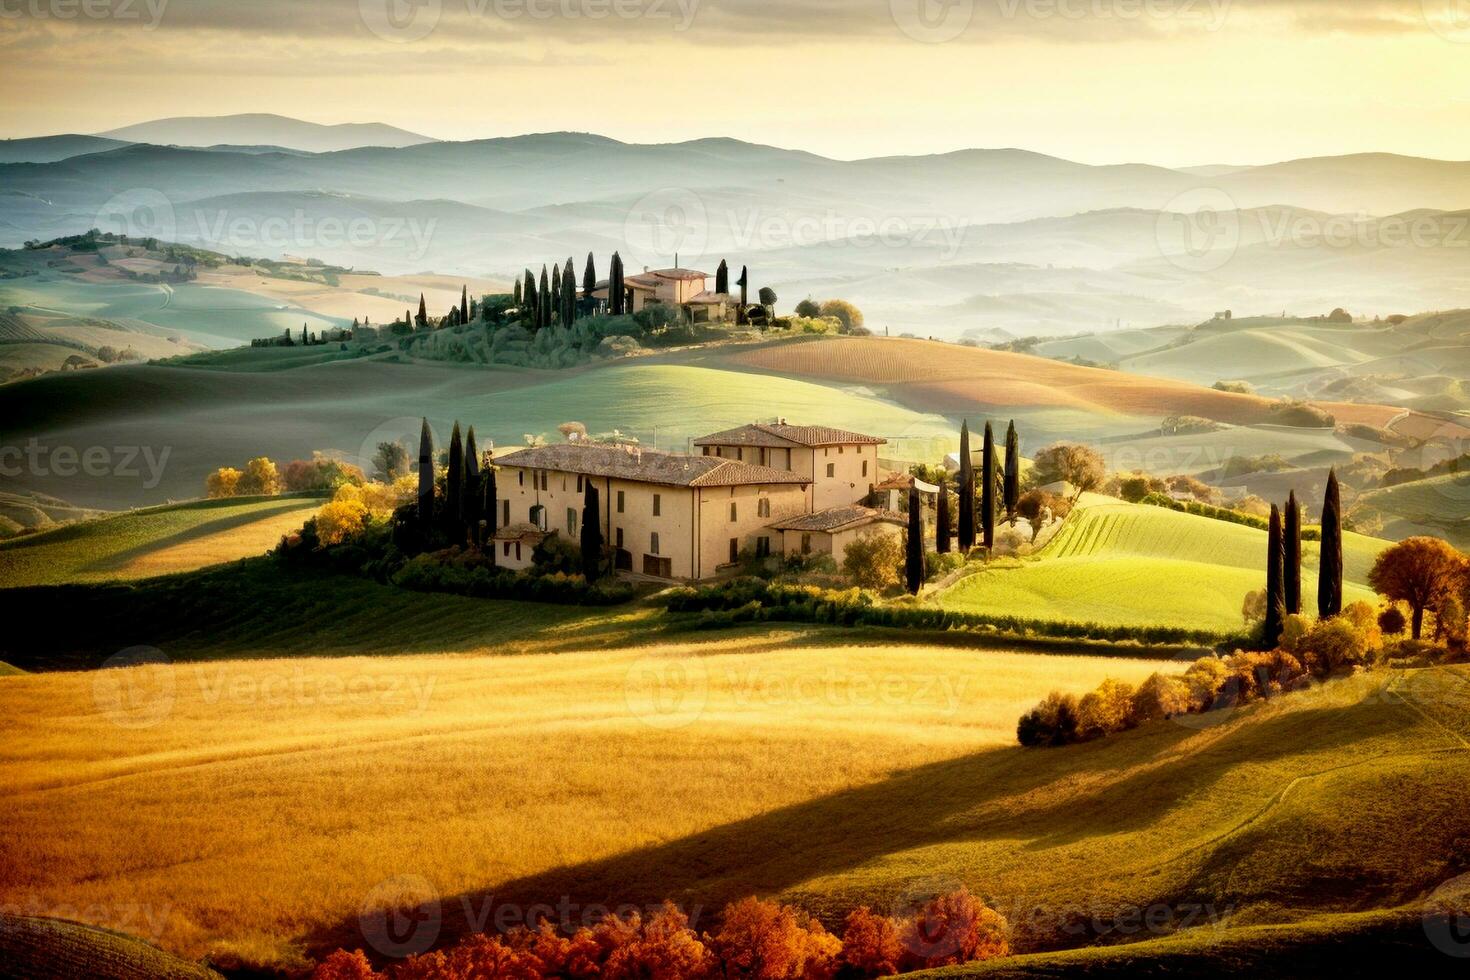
[{"left": 0, "top": 0, "right": 1442, "bottom": 48}]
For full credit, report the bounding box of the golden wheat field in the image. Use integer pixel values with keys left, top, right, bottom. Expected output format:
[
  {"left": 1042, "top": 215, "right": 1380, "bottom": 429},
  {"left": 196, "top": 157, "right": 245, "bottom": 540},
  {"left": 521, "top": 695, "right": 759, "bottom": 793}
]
[
  {"left": 0, "top": 640, "right": 1175, "bottom": 970},
  {"left": 724, "top": 336, "right": 1424, "bottom": 434}
]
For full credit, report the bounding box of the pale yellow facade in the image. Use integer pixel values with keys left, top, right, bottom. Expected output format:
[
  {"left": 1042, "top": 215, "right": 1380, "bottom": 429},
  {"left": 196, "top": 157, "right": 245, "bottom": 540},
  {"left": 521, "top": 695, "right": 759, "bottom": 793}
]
[
  {"left": 779, "top": 521, "right": 902, "bottom": 568},
  {"left": 495, "top": 464, "right": 808, "bottom": 580},
  {"left": 699, "top": 441, "right": 882, "bottom": 511}
]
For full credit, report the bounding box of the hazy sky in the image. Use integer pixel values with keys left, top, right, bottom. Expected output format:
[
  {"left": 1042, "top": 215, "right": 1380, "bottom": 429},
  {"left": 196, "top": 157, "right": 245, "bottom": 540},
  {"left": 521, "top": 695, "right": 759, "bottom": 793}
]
[{"left": 2, "top": 0, "right": 1468, "bottom": 165}]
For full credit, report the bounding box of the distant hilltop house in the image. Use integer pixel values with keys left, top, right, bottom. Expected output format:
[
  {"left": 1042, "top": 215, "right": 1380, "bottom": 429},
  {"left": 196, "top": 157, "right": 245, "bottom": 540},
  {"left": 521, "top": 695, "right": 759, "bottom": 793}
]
[
  {"left": 591, "top": 266, "right": 739, "bottom": 323},
  {"left": 493, "top": 421, "right": 897, "bottom": 580}
]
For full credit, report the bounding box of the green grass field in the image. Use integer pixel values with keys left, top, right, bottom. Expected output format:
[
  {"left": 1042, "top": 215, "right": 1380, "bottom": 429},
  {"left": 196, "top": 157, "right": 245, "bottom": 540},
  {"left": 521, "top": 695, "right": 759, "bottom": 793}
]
[
  {"left": 0, "top": 496, "right": 322, "bottom": 587},
  {"left": 1356, "top": 474, "right": 1470, "bottom": 548},
  {"left": 939, "top": 498, "right": 1387, "bottom": 633},
  {"left": 0, "top": 277, "right": 341, "bottom": 349}
]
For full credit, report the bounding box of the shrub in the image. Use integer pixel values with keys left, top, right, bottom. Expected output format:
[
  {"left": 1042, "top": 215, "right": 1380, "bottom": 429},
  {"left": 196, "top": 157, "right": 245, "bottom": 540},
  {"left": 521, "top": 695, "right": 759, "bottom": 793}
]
[
  {"left": 236, "top": 456, "right": 281, "bottom": 496},
  {"left": 1129, "top": 673, "right": 1191, "bottom": 724},
  {"left": 1378, "top": 605, "right": 1408, "bottom": 637},
  {"left": 709, "top": 896, "right": 841, "bottom": 980},
  {"left": 843, "top": 529, "right": 904, "bottom": 591},
  {"left": 840, "top": 908, "right": 903, "bottom": 978},
  {"left": 283, "top": 452, "right": 366, "bottom": 492},
  {"left": 899, "top": 887, "right": 1009, "bottom": 971},
  {"left": 1016, "top": 692, "right": 1079, "bottom": 747},
  {"left": 795, "top": 298, "right": 821, "bottom": 318},
  {"left": 1076, "top": 679, "right": 1135, "bottom": 740},
  {"left": 206, "top": 466, "right": 242, "bottom": 498},
  {"left": 311, "top": 949, "right": 382, "bottom": 980},
  {"left": 818, "top": 299, "right": 864, "bottom": 333}
]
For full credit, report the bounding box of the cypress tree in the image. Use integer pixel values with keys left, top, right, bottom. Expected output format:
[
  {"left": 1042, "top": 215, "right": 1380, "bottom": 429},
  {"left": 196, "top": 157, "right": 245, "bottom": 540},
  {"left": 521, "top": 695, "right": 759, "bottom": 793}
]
[
  {"left": 581, "top": 482, "right": 603, "bottom": 580},
  {"left": 738, "top": 265, "right": 749, "bottom": 306},
  {"left": 514, "top": 278, "right": 522, "bottom": 306},
  {"left": 1318, "top": 470, "right": 1343, "bottom": 618},
  {"left": 981, "top": 421, "right": 996, "bottom": 550},
  {"left": 716, "top": 259, "right": 729, "bottom": 295},
  {"left": 906, "top": 486, "right": 923, "bottom": 595},
  {"left": 539, "top": 266, "right": 551, "bottom": 330},
  {"left": 484, "top": 466, "right": 499, "bottom": 541},
  {"left": 562, "top": 257, "right": 576, "bottom": 327},
  {"left": 416, "top": 417, "right": 434, "bottom": 527},
  {"left": 1283, "top": 490, "right": 1302, "bottom": 615},
  {"left": 936, "top": 475, "right": 951, "bottom": 554},
  {"left": 417, "top": 293, "right": 427, "bottom": 329},
  {"left": 552, "top": 263, "right": 562, "bottom": 307},
  {"left": 958, "top": 421, "right": 975, "bottom": 551},
  {"left": 1265, "top": 504, "right": 1285, "bottom": 648},
  {"left": 1004, "top": 420, "right": 1020, "bottom": 525},
  {"left": 463, "top": 426, "right": 481, "bottom": 545},
  {"left": 523, "top": 270, "right": 537, "bottom": 325},
  {"left": 609, "top": 252, "right": 625, "bottom": 315},
  {"left": 461, "top": 285, "right": 469, "bottom": 324},
  {"left": 583, "top": 252, "right": 596, "bottom": 297},
  {"left": 445, "top": 422, "right": 463, "bottom": 536}
]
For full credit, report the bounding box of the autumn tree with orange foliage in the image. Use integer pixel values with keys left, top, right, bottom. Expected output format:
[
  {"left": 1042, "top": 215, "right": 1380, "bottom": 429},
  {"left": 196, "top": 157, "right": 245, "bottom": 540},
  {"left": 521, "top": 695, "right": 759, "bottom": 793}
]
[
  {"left": 839, "top": 908, "right": 903, "bottom": 977},
  {"left": 313, "top": 892, "right": 1008, "bottom": 980},
  {"left": 708, "top": 897, "right": 841, "bottom": 980},
  {"left": 899, "top": 887, "right": 1010, "bottom": 971}
]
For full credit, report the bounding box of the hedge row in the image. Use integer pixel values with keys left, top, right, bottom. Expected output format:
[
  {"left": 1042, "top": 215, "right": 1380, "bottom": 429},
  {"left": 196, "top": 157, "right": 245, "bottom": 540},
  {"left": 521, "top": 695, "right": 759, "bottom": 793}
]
[
  {"left": 391, "top": 554, "right": 636, "bottom": 605},
  {"left": 664, "top": 578, "right": 1233, "bottom": 647},
  {"left": 1140, "top": 493, "right": 1322, "bottom": 540}
]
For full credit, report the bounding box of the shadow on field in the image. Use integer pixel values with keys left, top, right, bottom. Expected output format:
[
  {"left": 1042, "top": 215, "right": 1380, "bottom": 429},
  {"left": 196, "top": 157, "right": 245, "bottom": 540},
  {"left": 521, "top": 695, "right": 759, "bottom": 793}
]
[
  {"left": 79, "top": 500, "right": 320, "bottom": 574},
  {"left": 305, "top": 698, "right": 1413, "bottom": 962}
]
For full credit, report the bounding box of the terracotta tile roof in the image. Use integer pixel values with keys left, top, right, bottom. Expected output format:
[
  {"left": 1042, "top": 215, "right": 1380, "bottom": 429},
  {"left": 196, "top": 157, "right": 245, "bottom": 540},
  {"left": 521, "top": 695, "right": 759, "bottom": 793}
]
[
  {"left": 493, "top": 522, "right": 550, "bottom": 542},
  {"left": 651, "top": 268, "right": 710, "bottom": 281},
  {"left": 771, "top": 505, "right": 902, "bottom": 533},
  {"left": 694, "top": 423, "right": 887, "bottom": 449},
  {"left": 493, "top": 444, "right": 810, "bottom": 489}
]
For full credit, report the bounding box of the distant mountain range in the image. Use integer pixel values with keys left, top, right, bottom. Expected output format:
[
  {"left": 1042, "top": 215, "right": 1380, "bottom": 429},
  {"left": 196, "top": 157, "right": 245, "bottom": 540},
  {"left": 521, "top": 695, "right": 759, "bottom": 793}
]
[
  {"left": 2, "top": 117, "right": 1469, "bottom": 335},
  {"left": 98, "top": 114, "right": 436, "bottom": 153}
]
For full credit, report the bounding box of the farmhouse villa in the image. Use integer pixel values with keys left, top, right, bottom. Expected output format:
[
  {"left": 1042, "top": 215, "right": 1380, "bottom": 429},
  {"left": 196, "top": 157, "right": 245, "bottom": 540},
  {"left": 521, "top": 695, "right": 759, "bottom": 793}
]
[
  {"left": 493, "top": 422, "right": 901, "bottom": 580},
  {"left": 591, "top": 266, "right": 739, "bottom": 323}
]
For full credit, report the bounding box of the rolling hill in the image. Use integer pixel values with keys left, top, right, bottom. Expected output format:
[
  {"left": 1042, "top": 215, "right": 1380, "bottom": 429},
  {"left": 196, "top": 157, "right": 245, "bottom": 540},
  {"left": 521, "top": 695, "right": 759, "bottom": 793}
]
[
  {"left": 0, "top": 914, "right": 221, "bottom": 979},
  {"left": 0, "top": 495, "right": 324, "bottom": 587},
  {"left": 98, "top": 114, "right": 435, "bottom": 152},
  {"left": 938, "top": 497, "right": 1387, "bottom": 633},
  {"left": 2, "top": 608, "right": 1464, "bottom": 974}
]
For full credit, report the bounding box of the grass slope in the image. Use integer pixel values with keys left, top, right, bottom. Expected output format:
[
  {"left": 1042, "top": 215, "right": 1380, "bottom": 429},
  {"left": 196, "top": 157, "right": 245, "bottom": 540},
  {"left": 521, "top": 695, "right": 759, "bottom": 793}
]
[
  {"left": 1355, "top": 474, "right": 1470, "bottom": 548},
  {"left": 0, "top": 358, "right": 952, "bottom": 509},
  {"left": 0, "top": 639, "right": 1177, "bottom": 969},
  {"left": 0, "top": 915, "right": 221, "bottom": 980},
  {"left": 939, "top": 498, "right": 1387, "bottom": 632},
  {"left": 0, "top": 496, "right": 322, "bottom": 587},
  {"left": 3, "top": 644, "right": 1465, "bottom": 972}
]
